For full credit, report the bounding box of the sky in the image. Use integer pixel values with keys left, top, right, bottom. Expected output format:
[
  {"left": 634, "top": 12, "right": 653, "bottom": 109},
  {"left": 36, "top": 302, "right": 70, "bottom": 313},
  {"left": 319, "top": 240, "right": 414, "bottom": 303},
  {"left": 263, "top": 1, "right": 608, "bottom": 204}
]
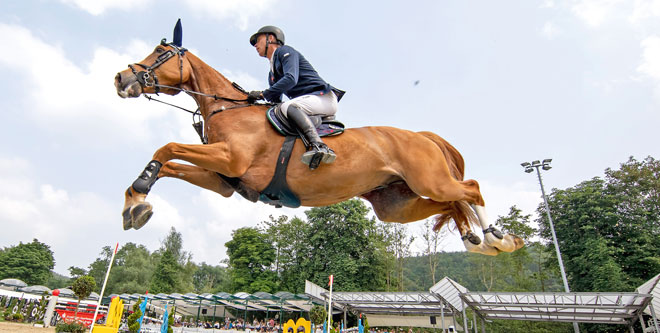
[{"left": 0, "top": 0, "right": 659, "bottom": 276}]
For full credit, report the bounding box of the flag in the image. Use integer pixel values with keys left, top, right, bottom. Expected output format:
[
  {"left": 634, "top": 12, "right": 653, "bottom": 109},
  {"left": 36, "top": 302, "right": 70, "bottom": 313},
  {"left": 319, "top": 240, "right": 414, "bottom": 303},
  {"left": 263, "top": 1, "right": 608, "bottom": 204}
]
[
  {"left": 137, "top": 295, "right": 148, "bottom": 329},
  {"left": 161, "top": 304, "right": 169, "bottom": 333}
]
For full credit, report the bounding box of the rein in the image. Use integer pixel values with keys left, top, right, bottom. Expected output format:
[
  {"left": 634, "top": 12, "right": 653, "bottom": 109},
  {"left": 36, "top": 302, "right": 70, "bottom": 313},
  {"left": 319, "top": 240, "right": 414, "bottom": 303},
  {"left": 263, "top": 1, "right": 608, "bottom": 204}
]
[{"left": 127, "top": 40, "right": 272, "bottom": 143}]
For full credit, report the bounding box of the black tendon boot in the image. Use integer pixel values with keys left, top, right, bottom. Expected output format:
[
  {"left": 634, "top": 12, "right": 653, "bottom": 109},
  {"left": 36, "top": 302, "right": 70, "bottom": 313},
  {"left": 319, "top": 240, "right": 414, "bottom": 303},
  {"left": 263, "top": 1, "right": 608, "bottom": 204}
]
[{"left": 286, "top": 105, "right": 336, "bottom": 170}]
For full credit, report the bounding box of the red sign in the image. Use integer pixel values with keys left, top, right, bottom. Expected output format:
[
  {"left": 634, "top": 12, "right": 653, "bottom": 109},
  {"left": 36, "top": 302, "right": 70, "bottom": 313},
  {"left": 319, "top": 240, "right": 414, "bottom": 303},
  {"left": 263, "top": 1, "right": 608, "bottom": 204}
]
[{"left": 55, "top": 302, "right": 106, "bottom": 327}]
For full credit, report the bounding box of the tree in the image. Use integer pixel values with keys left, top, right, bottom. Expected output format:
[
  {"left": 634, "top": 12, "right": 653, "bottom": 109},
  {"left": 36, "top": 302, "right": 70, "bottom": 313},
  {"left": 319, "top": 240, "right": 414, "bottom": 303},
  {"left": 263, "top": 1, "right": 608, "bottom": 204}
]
[
  {"left": 0, "top": 239, "right": 54, "bottom": 285},
  {"left": 420, "top": 219, "right": 441, "bottom": 285},
  {"left": 301, "top": 199, "right": 388, "bottom": 292},
  {"left": 309, "top": 305, "right": 326, "bottom": 325},
  {"left": 127, "top": 302, "right": 142, "bottom": 333},
  {"left": 97, "top": 243, "right": 155, "bottom": 294},
  {"left": 537, "top": 156, "right": 660, "bottom": 293},
  {"left": 383, "top": 224, "right": 415, "bottom": 291},
  {"left": 261, "top": 215, "right": 311, "bottom": 292},
  {"left": 71, "top": 275, "right": 96, "bottom": 321},
  {"left": 68, "top": 266, "right": 87, "bottom": 279},
  {"left": 150, "top": 250, "right": 179, "bottom": 293},
  {"left": 192, "top": 263, "right": 229, "bottom": 293},
  {"left": 225, "top": 227, "right": 277, "bottom": 293}
]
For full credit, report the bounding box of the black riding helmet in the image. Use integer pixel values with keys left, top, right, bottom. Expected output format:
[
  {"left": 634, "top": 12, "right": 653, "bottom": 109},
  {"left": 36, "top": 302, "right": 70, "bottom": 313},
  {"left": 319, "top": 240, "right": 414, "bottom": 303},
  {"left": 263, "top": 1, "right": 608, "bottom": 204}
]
[{"left": 249, "top": 25, "right": 285, "bottom": 46}]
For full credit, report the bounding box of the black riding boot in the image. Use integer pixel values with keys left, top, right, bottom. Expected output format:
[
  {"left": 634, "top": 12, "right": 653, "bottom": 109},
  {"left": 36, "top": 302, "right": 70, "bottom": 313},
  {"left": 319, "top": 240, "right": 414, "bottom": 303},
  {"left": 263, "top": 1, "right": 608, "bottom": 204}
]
[{"left": 287, "top": 105, "right": 336, "bottom": 170}]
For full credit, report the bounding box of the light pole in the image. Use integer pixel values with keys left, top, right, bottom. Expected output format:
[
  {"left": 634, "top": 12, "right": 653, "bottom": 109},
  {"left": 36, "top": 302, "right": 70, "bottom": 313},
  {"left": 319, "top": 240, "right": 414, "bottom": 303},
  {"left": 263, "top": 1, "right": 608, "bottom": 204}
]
[{"left": 521, "top": 159, "right": 579, "bottom": 333}]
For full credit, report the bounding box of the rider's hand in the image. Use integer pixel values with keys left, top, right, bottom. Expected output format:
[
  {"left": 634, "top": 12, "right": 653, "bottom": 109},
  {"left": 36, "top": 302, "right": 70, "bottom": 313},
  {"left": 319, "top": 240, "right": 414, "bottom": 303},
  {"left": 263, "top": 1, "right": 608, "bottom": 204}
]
[{"left": 247, "top": 90, "right": 263, "bottom": 103}]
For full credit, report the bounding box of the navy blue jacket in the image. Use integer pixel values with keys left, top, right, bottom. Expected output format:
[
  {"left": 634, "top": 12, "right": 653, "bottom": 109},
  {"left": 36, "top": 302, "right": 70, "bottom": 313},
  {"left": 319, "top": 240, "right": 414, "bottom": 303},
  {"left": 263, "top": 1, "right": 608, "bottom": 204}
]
[{"left": 262, "top": 45, "right": 330, "bottom": 103}]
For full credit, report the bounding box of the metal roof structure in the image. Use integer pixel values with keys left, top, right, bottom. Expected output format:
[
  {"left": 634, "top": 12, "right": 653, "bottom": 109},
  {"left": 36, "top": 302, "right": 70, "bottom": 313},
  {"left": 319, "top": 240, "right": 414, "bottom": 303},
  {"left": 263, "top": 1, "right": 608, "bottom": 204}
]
[
  {"left": 461, "top": 291, "right": 653, "bottom": 325},
  {"left": 327, "top": 291, "right": 450, "bottom": 316},
  {"left": 637, "top": 273, "right": 660, "bottom": 317}
]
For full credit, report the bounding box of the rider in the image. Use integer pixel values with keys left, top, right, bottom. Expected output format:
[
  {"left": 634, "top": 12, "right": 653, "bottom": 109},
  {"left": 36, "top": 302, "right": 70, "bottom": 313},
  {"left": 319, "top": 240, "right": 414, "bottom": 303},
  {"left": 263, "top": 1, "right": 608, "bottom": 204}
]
[{"left": 247, "top": 25, "right": 339, "bottom": 170}]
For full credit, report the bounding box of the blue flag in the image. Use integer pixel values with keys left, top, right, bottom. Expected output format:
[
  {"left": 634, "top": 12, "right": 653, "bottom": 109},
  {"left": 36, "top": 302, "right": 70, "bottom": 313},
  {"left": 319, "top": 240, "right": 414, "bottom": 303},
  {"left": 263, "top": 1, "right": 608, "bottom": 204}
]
[
  {"left": 161, "top": 304, "right": 169, "bottom": 333},
  {"left": 137, "top": 296, "right": 148, "bottom": 329}
]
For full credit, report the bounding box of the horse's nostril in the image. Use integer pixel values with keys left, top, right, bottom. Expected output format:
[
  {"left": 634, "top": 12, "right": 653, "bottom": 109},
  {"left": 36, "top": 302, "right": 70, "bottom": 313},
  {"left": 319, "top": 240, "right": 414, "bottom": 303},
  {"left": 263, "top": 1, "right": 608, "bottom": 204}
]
[{"left": 115, "top": 73, "right": 121, "bottom": 84}]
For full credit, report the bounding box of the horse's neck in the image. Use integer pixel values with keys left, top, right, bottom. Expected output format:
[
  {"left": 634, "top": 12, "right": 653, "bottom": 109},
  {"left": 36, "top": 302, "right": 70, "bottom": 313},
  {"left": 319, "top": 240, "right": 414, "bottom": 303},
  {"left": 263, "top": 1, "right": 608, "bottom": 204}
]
[{"left": 183, "top": 53, "right": 245, "bottom": 117}]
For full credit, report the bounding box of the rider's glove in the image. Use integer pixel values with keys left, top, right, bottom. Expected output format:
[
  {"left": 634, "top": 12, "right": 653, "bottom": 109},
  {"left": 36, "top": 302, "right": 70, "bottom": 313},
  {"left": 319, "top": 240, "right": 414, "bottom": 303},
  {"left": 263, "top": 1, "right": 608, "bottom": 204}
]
[{"left": 247, "top": 90, "right": 263, "bottom": 104}]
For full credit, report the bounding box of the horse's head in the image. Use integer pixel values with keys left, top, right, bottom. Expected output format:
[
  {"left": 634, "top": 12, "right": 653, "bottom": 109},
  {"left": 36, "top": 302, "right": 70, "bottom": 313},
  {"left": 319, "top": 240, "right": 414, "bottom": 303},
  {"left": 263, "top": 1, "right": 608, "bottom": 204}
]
[{"left": 115, "top": 19, "right": 190, "bottom": 98}]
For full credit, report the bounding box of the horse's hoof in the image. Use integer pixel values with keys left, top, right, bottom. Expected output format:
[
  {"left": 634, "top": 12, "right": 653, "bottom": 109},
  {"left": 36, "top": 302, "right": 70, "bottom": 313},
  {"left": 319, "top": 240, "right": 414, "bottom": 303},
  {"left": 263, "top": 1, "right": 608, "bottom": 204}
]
[
  {"left": 131, "top": 203, "right": 153, "bottom": 230},
  {"left": 122, "top": 208, "right": 133, "bottom": 230},
  {"left": 461, "top": 231, "right": 481, "bottom": 245}
]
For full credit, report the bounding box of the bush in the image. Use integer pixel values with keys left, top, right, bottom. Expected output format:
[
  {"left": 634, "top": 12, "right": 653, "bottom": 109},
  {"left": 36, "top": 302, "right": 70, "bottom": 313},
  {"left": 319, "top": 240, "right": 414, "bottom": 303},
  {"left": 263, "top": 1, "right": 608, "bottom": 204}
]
[
  {"left": 11, "top": 313, "right": 24, "bottom": 322},
  {"left": 55, "top": 321, "right": 86, "bottom": 333}
]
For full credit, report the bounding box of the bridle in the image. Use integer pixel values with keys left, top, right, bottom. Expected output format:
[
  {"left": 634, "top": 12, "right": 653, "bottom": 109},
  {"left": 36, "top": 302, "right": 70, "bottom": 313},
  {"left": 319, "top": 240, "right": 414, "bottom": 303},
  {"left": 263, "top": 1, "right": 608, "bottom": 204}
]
[{"left": 125, "top": 39, "right": 270, "bottom": 144}]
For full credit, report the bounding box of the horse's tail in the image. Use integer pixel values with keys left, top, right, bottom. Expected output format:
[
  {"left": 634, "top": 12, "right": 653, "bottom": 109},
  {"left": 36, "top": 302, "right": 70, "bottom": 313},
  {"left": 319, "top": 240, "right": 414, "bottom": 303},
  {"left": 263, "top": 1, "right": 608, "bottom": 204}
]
[{"left": 418, "top": 131, "right": 477, "bottom": 232}]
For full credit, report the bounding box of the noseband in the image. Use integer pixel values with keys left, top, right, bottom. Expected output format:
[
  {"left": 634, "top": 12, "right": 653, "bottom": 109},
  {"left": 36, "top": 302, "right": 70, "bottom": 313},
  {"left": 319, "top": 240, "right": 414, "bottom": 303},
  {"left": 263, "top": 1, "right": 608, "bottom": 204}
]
[{"left": 128, "top": 39, "right": 187, "bottom": 94}]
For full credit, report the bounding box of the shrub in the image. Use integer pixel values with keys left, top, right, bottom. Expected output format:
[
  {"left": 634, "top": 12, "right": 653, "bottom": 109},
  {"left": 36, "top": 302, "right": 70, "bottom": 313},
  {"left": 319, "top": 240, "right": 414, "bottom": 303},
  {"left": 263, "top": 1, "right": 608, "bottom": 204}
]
[
  {"left": 55, "top": 321, "right": 86, "bottom": 333},
  {"left": 11, "top": 313, "right": 24, "bottom": 322}
]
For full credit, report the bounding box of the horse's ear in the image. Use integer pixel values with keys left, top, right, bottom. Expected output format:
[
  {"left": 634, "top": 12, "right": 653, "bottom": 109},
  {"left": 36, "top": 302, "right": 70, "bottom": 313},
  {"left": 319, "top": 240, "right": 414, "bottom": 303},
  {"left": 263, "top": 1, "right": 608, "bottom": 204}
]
[{"left": 173, "top": 18, "right": 183, "bottom": 47}]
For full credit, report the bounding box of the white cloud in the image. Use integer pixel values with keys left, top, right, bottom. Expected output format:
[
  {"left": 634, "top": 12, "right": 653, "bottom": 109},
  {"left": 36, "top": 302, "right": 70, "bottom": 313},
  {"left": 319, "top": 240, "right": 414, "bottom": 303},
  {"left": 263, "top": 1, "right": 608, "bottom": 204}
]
[
  {"left": 182, "top": 0, "right": 277, "bottom": 31},
  {"left": 638, "top": 36, "right": 660, "bottom": 79},
  {"left": 571, "top": 0, "right": 626, "bottom": 27},
  {"left": 630, "top": 0, "right": 660, "bottom": 24},
  {"left": 541, "top": 21, "right": 562, "bottom": 39},
  {"left": 59, "top": 0, "right": 154, "bottom": 16},
  {"left": 0, "top": 23, "right": 201, "bottom": 147},
  {"left": 638, "top": 35, "right": 660, "bottom": 97}
]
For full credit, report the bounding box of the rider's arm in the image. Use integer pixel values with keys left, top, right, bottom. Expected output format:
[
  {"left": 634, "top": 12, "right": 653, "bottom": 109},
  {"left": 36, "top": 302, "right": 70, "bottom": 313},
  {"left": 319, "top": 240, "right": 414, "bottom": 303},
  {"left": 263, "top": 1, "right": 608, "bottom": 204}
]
[{"left": 263, "top": 47, "right": 299, "bottom": 102}]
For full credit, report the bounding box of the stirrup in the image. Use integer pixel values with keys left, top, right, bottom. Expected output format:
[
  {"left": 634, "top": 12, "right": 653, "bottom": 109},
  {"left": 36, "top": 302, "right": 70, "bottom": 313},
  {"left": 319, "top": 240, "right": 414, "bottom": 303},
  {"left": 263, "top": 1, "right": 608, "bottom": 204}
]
[{"left": 301, "top": 144, "right": 336, "bottom": 170}]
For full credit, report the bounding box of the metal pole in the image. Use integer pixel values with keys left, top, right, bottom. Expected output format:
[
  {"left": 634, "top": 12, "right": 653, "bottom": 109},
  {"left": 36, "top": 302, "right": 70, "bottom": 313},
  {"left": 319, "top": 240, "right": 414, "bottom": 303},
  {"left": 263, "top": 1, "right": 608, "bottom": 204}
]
[
  {"left": 534, "top": 166, "right": 579, "bottom": 333},
  {"left": 472, "top": 314, "right": 477, "bottom": 333},
  {"left": 649, "top": 302, "right": 660, "bottom": 333},
  {"left": 441, "top": 305, "right": 445, "bottom": 332},
  {"left": 461, "top": 304, "right": 468, "bottom": 333},
  {"left": 639, "top": 314, "right": 647, "bottom": 332},
  {"left": 452, "top": 309, "right": 458, "bottom": 332},
  {"left": 480, "top": 318, "right": 485, "bottom": 333}
]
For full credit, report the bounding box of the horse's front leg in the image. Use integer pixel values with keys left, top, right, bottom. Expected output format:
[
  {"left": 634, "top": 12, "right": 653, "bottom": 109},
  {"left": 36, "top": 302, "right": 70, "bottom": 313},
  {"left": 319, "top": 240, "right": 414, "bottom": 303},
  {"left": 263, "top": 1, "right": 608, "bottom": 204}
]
[{"left": 124, "top": 142, "right": 250, "bottom": 230}]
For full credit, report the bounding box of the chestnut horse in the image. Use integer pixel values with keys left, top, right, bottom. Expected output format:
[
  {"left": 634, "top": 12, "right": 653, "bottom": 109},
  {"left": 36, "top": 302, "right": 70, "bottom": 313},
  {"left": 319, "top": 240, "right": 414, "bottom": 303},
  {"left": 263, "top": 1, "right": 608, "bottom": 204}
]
[{"left": 114, "top": 37, "right": 523, "bottom": 256}]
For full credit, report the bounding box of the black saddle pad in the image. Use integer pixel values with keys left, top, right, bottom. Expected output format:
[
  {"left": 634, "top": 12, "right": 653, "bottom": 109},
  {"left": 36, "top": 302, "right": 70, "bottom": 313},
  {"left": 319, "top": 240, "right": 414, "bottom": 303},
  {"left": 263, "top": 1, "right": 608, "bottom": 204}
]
[{"left": 266, "top": 106, "right": 345, "bottom": 137}]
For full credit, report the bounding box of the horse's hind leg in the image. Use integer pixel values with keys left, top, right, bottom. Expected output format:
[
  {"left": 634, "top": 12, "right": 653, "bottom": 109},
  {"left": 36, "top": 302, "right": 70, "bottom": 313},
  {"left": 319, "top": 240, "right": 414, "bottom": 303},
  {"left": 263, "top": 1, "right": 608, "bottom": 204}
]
[
  {"left": 362, "top": 182, "right": 502, "bottom": 256},
  {"left": 471, "top": 205, "right": 524, "bottom": 252}
]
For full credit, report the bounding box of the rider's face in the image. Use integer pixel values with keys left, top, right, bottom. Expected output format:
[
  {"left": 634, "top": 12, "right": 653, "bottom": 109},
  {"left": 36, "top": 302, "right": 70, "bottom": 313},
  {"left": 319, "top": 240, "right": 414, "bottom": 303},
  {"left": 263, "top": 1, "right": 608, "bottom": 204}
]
[{"left": 254, "top": 34, "right": 268, "bottom": 57}]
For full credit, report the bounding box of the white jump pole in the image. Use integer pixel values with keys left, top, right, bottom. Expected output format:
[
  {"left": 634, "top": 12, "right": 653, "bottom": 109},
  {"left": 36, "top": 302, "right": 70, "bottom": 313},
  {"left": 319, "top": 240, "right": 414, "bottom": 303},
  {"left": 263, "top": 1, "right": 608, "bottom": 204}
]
[
  {"left": 327, "top": 275, "right": 334, "bottom": 333},
  {"left": 89, "top": 242, "right": 119, "bottom": 333}
]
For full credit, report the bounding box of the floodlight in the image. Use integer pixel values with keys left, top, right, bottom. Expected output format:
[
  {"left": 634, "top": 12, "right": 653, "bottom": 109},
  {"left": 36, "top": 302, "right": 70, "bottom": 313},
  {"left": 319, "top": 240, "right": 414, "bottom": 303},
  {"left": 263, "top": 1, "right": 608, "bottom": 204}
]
[
  {"left": 521, "top": 162, "right": 530, "bottom": 167},
  {"left": 543, "top": 158, "right": 552, "bottom": 163},
  {"left": 531, "top": 160, "right": 540, "bottom": 166},
  {"left": 542, "top": 165, "right": 552, "bottom": 170},
  {"left": 524, "top": 166, "right": 534, "bottom": 173}
]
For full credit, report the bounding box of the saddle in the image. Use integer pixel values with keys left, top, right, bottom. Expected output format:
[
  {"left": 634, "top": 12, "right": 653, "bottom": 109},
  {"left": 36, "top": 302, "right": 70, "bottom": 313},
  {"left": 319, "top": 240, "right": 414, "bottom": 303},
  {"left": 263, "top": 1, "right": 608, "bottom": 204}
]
[
  {"left": 217, "top": 106, "right": 345, "bottom": 209},
  {"left": 258, "top": 106, "right": 345, "bottom": 208},
  {"left": 266, "top": 105, "right": 345, "bottom": 137}
]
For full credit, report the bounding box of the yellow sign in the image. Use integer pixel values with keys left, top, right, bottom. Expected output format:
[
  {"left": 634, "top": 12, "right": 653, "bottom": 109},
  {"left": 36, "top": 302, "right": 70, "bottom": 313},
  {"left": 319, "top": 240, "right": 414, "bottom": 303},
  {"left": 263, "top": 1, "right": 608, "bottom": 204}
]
[
  {"left": 92, "top": 297, "right": 124, "bottom": 333},
  {"left": 283, "top": 318, "right": 311, "bottom": 333}
]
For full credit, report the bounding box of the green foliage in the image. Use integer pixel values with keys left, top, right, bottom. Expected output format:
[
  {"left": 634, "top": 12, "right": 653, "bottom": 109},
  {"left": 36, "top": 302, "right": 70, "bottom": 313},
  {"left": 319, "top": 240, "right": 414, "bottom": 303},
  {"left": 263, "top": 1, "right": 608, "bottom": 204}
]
[
  {"left": 71, "top": 275, "right": 96, "bottom": 320},
  {"left": 309, "top": 305, "right": 326, "bottom": 325},
  {"left": 127, "top": 302, "right": 143, "bottom": 333},
  {"left": 226, "top": 227, "right": 277, "bottom": 293},
  {"left": 72, "top": 275, "right": 96, "bottom": 300},
  {"left": 300, "top": 199, "right": 389, "bottom": 292},
  {"left": 150, "top": 250, "right": 179, "bottom": 293},
  {"left": 167, "top": 307, "right": 174, "bottom": 333},
  {"left": 10, "top": 312, "right": 24, "bottom": 322},
  {"left": 68, "top": 266, "right": 87, "bottom": 279},
  {"left": 192, "top": 262, "right": 229, "bottom": 293},
  {"left": 538, "top": 156, "right": 660, "bottom": 293},
  {"left": 55, "top": 321, "right": 85, "bottom": 333},
  {"left": 46, "top": 271, "right": 70, "bottom": 290},
  {"left": 0, "top": 239, "right": 55, "bottom": 285}
]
